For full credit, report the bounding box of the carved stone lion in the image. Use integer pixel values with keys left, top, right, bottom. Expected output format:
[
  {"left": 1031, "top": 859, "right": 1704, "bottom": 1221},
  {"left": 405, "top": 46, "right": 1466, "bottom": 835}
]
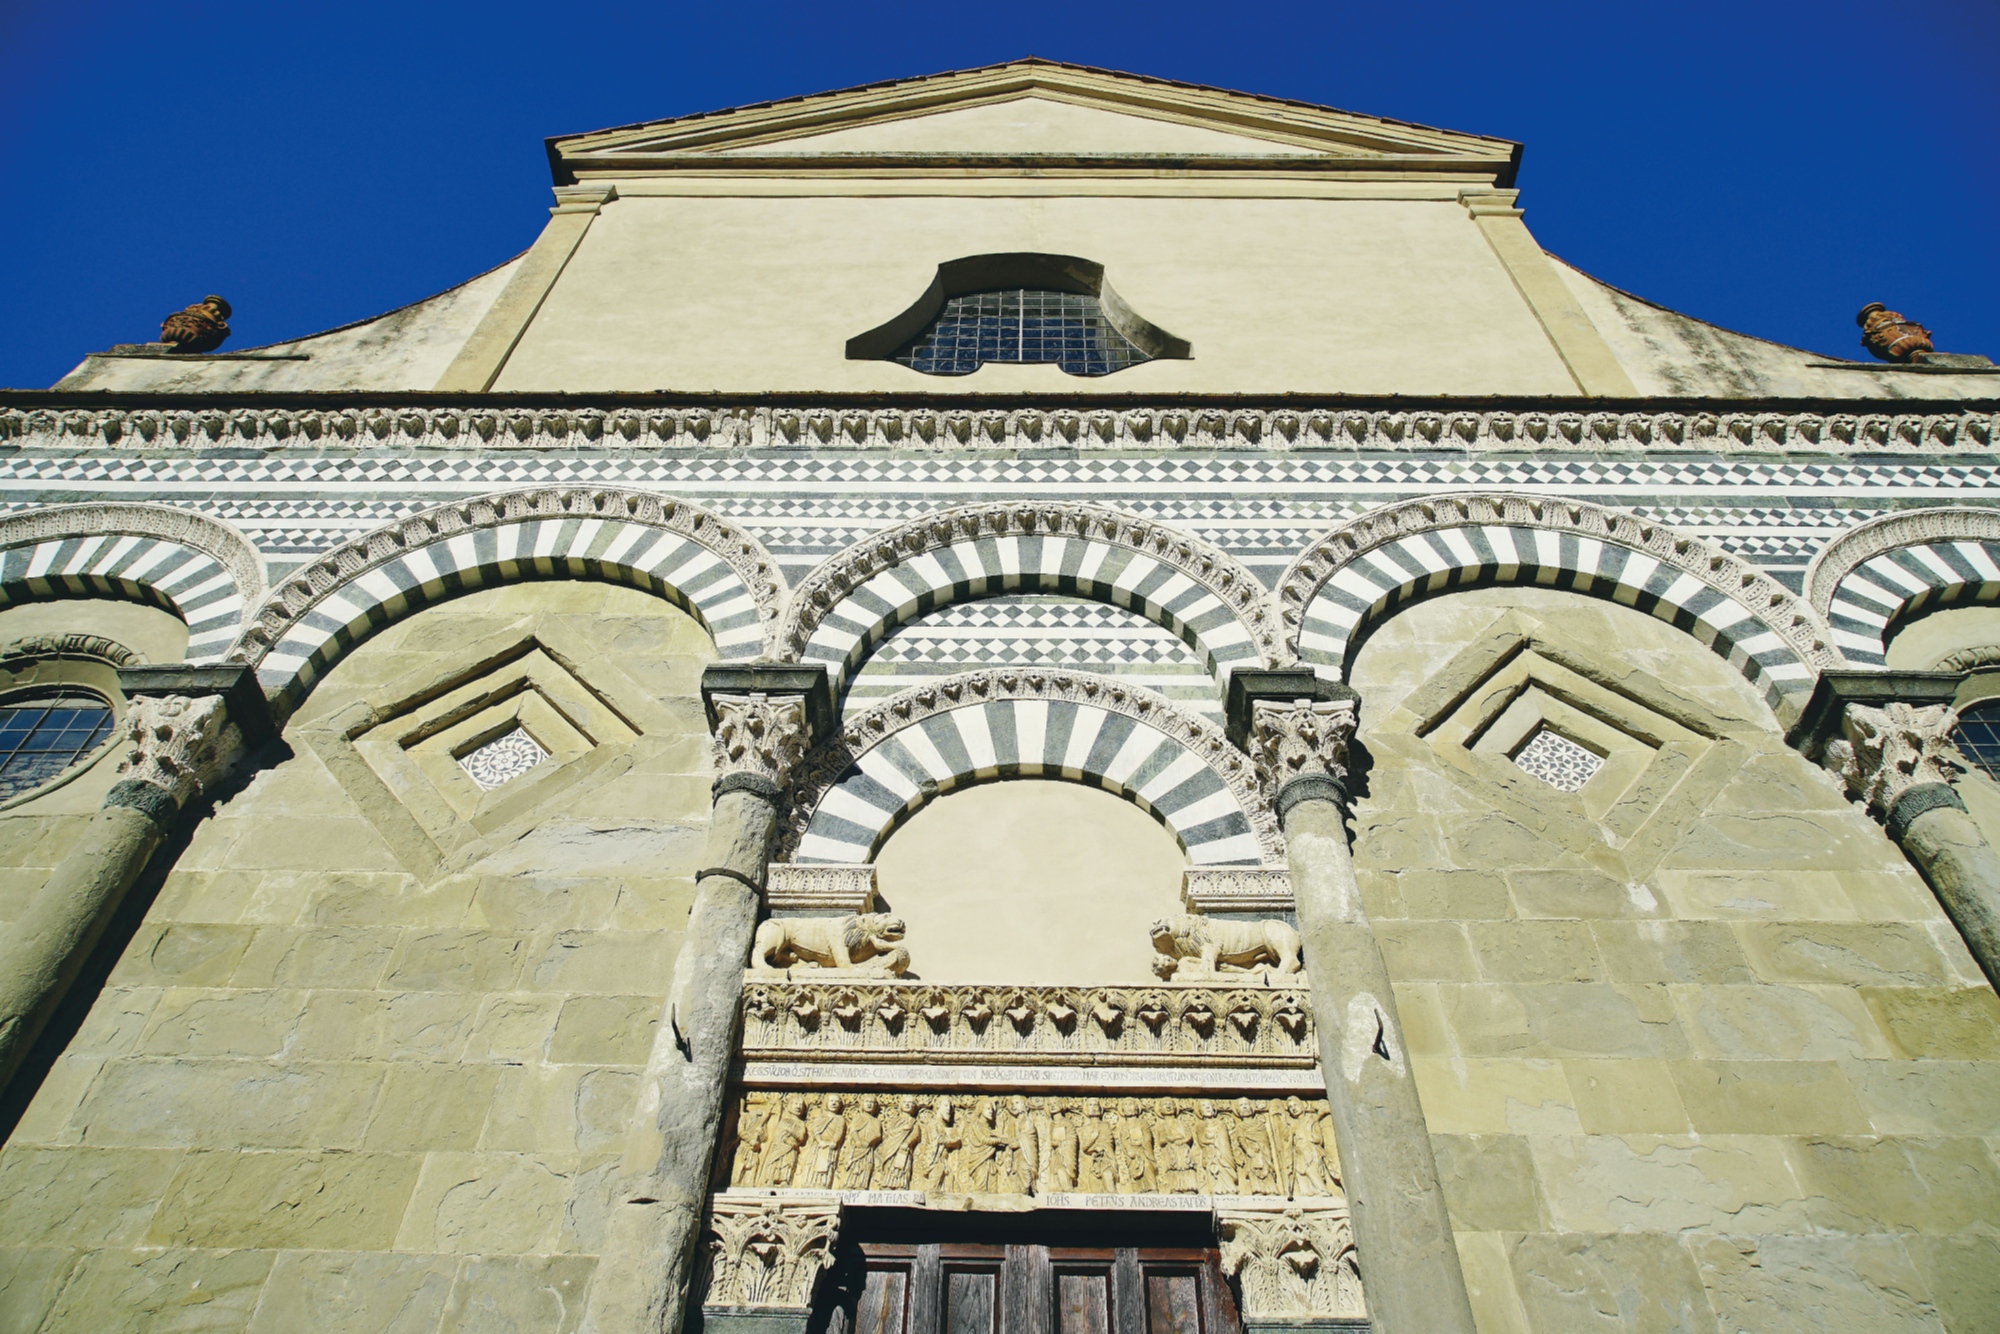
[
  {"left": 753, "top": 912, "right": 911, "bottom": 976},
  {"left": 1151, "top": 914, "right": 1301, "bottom": 980}
]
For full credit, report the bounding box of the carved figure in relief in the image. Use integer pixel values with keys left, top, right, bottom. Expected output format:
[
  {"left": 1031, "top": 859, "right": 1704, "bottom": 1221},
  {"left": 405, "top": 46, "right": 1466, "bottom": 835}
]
[
  {"left": 875, "top": 1096, "right": 921, "bottom": 1190},
  {"left": 837, "top": 1095, "right": 883, "bottom": 1191},
  {"left": 1113, "top": 1098, "right": 1156, "bottom": 1194},
  {"left": 1230, "top": 1096, "right": 1280, "bottom": 1194},
  {"left": 1008, "top": 1095, "right": 1042, "bottom": 1195},
  {"left": 1151, "top": 1098, "right": 1199, "bottom": 1194},
  {"left": 758, "top": 1095, "right": 810, "bottom": 1188},
  {"left": 1076, "top": 1099, "right": 1114, "bottom": 1193},
  {"left": 752, "top": 913, "right": 911, "bottom": 976},
  {"left": 1197, "top": 1100, "right": 1238, "bottom": 1195},
  {"left": 1286, "top": 1096, "right": 1334, "bottom": 1197},
  {"left": 914, "top": 1098, "right": 959, "bottom": 1192},
  {"left": 732, "top": 1093, "right": 772, "bottom": 1185},
  {"left": 1046, "top": 1103, "right": 1079, "bottom": 1193},
  {"left": 803, "top": 1094, "right": 847, "bottom": 1188},
  {"left": 957, "top": 1099, "right": 1008, "bottom": 1194},
  {"left": 1150, "top": 914, "right": 1302, "bottom": 981}
]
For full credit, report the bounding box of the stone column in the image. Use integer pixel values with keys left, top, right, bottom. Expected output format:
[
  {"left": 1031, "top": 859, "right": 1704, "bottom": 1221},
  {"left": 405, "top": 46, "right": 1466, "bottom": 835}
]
[
  {"left": 0, "top": 691, "right": 243, "bottom": 1094},
  {"left": 1216, "top": 1201, "right": 1367, "bottom": 1332},
  {"left": 1822, "top": 701, "right": 2000, "bottom": 991},
  {"left": 585, "top": 666, "right": 828, "bottom": 1334},
  {"left": 698, "top": 1196, "right": 843, "bottom": 1334},
  {"left": 1238, "top": 678, "right": 1477, "bottom": 1334}
]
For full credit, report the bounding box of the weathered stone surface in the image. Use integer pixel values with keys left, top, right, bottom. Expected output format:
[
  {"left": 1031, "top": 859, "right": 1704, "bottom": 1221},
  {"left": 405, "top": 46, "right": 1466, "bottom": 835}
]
[
  {"left": 39, "top": 1246, "right": 274, "bottom": 1333},
  {"left": 439, "top": 1255, "right": 596, "bottom": 1334},
  {"left": 0, "top": 1147, "right": 183, "bottom": 1246},
  {"left": 245, "top": 1251, "right": 457, "bottom": 1334},
  {"left": 1787, "top": 1135, "right": 2000, "bottom": 1233},
  {"left": 1431, "top": 1134, "right": 1548, "bottom": 1231},
  {"left": 1669, "top": 1061, "right": 1871, "bottom": 1135},
  {"left": 1860, "top": 987, "right": 2000, "bottom": 1059},
  {"left": 150, "top": 1149, "right": 422, "bottom": 1248},
  {"left": 1508, "top": 1232, "right": 1716, "bottom": 1332},
  {"left": 1561, "top": 1059, "right": 1692, "bottom": 1134},
  {"left": 396, "top": 1152, "right": 571, "bottom": 1254},
  {"left": 1691, "top": 1234, "right": 1945, "bottom": 1333}
]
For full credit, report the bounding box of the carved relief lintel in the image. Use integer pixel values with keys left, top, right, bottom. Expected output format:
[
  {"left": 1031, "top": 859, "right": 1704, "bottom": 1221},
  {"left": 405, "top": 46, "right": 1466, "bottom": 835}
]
[
  {"left": 1183, "top": 867, "right": 1294, "bottom": 914},
  {"left": 112, "top": 694, "right": 243, "bottom": 812},
  {"left": 1821, "top": 701, "right": 1965, "bottom": 824},
  {"left": 701, "top": 1194, "right": 842, "bottom": 1311},
  {"left": 1216, "top": 1202, "right": 1366, "bottom": 1322},
  {"left": 1248, "top": 698, "right": 1357, "bottom": 803},
  {"left": 766, "top": 863, "right": 878, "bottom": 914},
  {"left": 712, "top": 692, "right": 812, "bottom": 794}
]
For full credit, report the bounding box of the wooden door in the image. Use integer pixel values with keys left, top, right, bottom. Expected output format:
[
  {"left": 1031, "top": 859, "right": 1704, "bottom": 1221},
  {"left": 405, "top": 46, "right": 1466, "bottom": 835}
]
[{"left": 822, "top": 1243, "right": 1239, "bottom": 1334}]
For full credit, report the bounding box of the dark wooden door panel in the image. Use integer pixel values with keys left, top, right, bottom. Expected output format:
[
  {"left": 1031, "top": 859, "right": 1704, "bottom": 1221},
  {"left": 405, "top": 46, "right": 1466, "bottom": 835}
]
[
  {"left": 1143, "top": 1271, "right": 1202, "bottom": 1334},
  {"left": 1057, "top": 1271, "right": 1113, "bottom": 1334},
  {"left": 942, "top": 1266, "right": 999, "bottom": 1334},
  {"left": 822, "top": 1239, "right": 1242, "bottom": 1334},
  {"left": 854, "top": 1265, "right": 910, "bottom": 1334}
]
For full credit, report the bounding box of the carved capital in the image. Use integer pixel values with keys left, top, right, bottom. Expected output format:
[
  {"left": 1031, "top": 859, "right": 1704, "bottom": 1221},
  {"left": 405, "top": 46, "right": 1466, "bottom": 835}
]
[
  {"left": 1822, "top": 701, "right": 1965, "bottom": 822},
  {"left": 712, "top": 693, "right": 812, "bottom": 794},
  {"left": 1216, "top": 1202, "right": 1366, "bottom": 1322},
  {"left": 702, "top": 1195, "right": 842, "bottom": 1311},
  {"left": 111, "top": 694, "right": 243, "bottom": 813},
  {"left": 1249, "top": 698, "right": 1357, "bottom": 802}
]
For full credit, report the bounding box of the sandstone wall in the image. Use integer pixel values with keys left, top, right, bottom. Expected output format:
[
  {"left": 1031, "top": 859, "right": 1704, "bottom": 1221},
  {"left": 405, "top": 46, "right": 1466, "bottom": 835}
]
[
  {"left": 1349, "top": 587, "right": 2000, "bottom": 1332},
  {"left": 0, "top": 582, "right": 717, "bottom": 1331}
]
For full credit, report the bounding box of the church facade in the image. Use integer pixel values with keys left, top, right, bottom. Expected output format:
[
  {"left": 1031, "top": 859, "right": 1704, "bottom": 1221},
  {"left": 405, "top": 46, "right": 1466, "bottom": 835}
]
[{"left": 1, "top": 59, "right": 1997, "bottom": 1333}]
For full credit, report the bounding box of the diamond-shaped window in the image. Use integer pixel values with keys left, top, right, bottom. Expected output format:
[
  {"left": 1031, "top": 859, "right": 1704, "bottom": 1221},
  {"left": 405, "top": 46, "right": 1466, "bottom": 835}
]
[
  {"left": 1512, "top": 727, "right": 1604, "bottom": 793},
  {"left": 457, "top": 726, "right": 550, "bottom": 791}
]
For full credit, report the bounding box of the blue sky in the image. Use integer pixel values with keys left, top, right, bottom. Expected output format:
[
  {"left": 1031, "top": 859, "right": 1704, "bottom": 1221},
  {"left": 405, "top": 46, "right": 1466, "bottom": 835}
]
[{"left": 2, "top": 0, "right": 1994, "bottom": 390}]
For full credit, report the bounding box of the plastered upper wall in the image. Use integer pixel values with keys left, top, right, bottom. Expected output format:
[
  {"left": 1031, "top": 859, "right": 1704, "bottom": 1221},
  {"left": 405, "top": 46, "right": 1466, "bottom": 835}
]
[{"left": 493, "top": 191, "right": 1578, "bottom": 395}]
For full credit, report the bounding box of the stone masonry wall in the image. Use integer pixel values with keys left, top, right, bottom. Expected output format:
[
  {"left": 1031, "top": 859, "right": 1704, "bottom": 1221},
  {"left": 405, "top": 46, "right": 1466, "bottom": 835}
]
[
  {"left": 1350, "top": 587, "right": 2000, "bottom": 1333},
  {"left": 0, "top": 581, "right": 718, "bottom": 1331}
]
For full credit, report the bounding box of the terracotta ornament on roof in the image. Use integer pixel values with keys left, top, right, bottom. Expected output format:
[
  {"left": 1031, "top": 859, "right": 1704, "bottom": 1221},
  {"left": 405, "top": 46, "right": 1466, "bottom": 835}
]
[
  {"left": 160, "top": 296, "right": 232, "bottom": 353},
  {"left": 1857, "top": 302, "right": 1933, "bottom": 363}
]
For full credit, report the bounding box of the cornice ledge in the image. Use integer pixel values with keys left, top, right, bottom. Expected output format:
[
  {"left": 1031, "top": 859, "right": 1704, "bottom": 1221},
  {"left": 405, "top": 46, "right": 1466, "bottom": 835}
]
[{"left": 5, "top": 402, "right": 1996, "bottom": 458}]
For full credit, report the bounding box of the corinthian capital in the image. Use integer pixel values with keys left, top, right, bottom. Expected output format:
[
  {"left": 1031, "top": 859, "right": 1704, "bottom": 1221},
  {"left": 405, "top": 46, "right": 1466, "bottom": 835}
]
[
  {"left": 1822, "top": 701, "right": 1965, "bottom": 823},
  {"left": 1216, "top": 1202, "right": 1366, "bottom": 1322},
  {"left": 1249, "top": 698, "right": 1358, "bottom": 799},
  {"left": 712, "top": 692, "right": 812, "bottom": 796},
  {"left": 701, "top": 1195, "right": 841, "bottom": 1311},
  {"left": 111, "top": 694, "right": 243, "bottom": 816}
]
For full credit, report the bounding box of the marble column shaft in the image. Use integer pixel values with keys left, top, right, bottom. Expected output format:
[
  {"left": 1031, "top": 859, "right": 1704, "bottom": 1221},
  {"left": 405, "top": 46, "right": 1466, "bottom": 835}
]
[
  {"left": 585, "top": 685, "right": 816, "bottom": 1334},
  {"left": 1251, "top": 696, "right": 1477, "bottom": 1334},
  {"left": 0, "top": 692, "right": 241, "bottom": 1095},
  {"left": 1823, "top": 700, "right": 2000, "bottom": 991}
]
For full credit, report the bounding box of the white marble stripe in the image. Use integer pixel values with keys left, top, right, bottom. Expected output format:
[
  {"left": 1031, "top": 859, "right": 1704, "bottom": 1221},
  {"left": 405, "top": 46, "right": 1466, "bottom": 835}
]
[
  {"left": 856, "top": 749, "right": 923, "bottom": 804},
  {"left": 1189, "top": 832, "right": 1262, "bottom": 865},
  {"left": 957, "top": 703, "right": 999, "bottom": 775},
  {"left": 1059, "top": 707, "right": 1108, "bottom": 776},
  {"left": 895, "top": 725, "right": 958, "bottom": 786}
]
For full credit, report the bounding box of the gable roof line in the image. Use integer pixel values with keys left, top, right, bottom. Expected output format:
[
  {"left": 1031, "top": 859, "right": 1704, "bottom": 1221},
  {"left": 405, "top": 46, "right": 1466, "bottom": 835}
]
[{"left": 544, "top": 57, "right": 1519, "bottom": 167}]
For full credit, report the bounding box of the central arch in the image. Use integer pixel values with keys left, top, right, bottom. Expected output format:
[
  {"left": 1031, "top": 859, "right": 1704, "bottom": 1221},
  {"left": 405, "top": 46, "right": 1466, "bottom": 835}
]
[
  {"left": 780, "top": 502, "right": 1282, "bottom": 705},
  {"left": 781, "top": 668, "right": 1279, "bottom": 867}
]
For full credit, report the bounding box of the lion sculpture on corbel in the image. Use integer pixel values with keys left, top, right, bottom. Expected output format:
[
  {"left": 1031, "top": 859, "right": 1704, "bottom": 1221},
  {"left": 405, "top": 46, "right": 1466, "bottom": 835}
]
[
  {"left": 1150, "top": 913, "right": 1302, "bottom": 981},
  {"left": 752, "top": 912, "right": 911, "bottom": 977}
]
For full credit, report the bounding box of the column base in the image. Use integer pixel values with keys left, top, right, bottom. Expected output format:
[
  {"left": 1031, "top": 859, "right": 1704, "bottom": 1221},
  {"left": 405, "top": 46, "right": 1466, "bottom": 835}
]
[{"left": 694, "top": 1306, "right": 813, "bottom": 1334}]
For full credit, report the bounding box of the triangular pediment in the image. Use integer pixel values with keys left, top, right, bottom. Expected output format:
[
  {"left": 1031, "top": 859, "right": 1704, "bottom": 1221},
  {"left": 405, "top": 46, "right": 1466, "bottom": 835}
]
[
  {"left": 552, "top": 59, "right": 1518, "bottom": 179},
  {"left": 708, "top": 95, "right": 1324, "bottom": 158}
]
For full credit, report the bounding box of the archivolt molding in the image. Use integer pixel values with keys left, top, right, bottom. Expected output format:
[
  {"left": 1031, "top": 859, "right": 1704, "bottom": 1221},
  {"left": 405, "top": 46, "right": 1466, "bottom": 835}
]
[
  {"left": 780, "top": 668, "right": 1280, "bottom": 867},
  {"left": 1277, "top": 493, "right": 1837, "bottom": 706},
  {"left": 781, "top": 501, "right": 1282, "bottom": 692},
  {"left": 0, "top": 502, "right": 264, "bottom": 664},
  {"left": 8, "top": 402, "right": 1998, "bottom": 456},
  {"left": 230, "top": 487, "right": 784, "bottom": 714},
  {"left": 0, "top": 633, "right": 141, "bottom": 666},
  {"left": 1806, "top": 507, "right": 2000, "bottom": 667}
]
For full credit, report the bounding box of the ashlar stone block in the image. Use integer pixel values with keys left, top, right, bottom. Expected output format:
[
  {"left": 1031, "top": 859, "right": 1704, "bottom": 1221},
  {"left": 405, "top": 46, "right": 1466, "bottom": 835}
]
[{"left": 148, "top": 1149, "right": 423, "bottom": 1249}]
